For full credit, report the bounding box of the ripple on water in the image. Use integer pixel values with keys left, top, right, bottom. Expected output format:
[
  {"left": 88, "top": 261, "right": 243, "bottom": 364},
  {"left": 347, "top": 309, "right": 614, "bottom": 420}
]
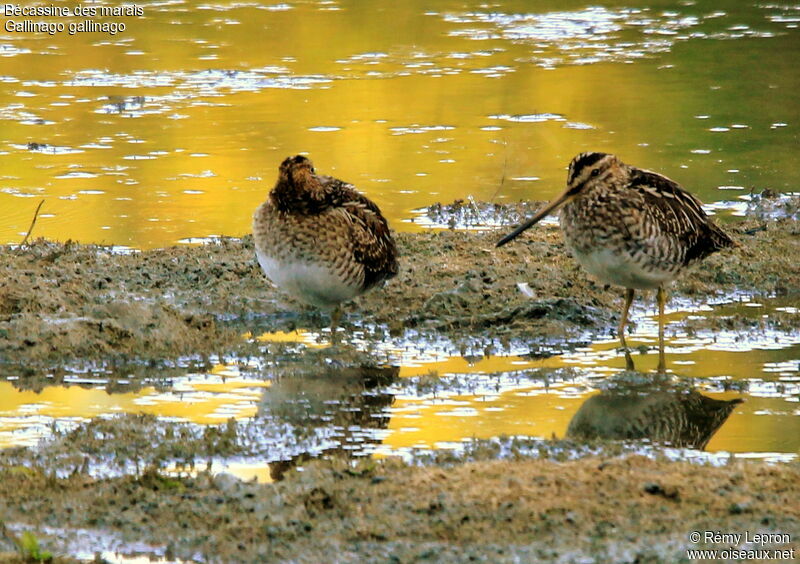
[
  {"left": 389, "top": 124, "right": 455, "bottom": 135},
  {"left": 0, "top": 44, "right": 31, "bottom": 57},
  {"left": 489, "top": 112, "right": 564, "bottom": 123},
  {"left": 58, "top": 68, "right": 334, "bottom": 120},
  {"left": 0, "top": 188, "right": 39, "bottom": 198},
  {"left": 11, "top": 143, "right": 83, "bottom": 155},
  {"left": 56, "top": 172, "right": 100, "bottom": 180},
  {"left": 438, "top": 5, "right": 790, "bottom": 68}
]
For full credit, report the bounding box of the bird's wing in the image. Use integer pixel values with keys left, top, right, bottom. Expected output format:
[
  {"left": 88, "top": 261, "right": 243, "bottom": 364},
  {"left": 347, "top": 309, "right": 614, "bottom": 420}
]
[
  {"left": 627, "top": 169, "right": 735, "bottom": 263},
  {"left": 628, "top": 169, "right": 708, "bottom": 235},
  {"left": 320, "top": 176, "right": 399, "bottom": 288}
]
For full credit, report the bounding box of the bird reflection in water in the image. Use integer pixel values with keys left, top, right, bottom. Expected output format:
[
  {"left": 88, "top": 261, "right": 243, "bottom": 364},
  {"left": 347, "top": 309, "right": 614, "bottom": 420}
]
[
  {"left": 566, "top": 373, "right": 742, "bottom": 450},
  {"left": 258, "top": 364, "right": 397, "bottom": 481}
]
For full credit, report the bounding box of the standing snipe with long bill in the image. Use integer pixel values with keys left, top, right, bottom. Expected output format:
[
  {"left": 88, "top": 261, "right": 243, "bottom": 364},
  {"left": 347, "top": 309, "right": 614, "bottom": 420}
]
[
  {"left": 253, "top": 155, "right": 398, "bottom": 341},
  {"left": 497, "top": 152, "right": 736, "bottom": 372}
]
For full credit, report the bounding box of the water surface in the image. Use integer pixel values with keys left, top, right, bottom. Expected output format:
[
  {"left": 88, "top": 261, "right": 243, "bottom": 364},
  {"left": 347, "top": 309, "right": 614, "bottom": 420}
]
[
  {"left": 1, "top": 296, "right": 797, "bottom": 474},
  {"left": 1, "top": 0, "right": 798, "bottom": 247}
]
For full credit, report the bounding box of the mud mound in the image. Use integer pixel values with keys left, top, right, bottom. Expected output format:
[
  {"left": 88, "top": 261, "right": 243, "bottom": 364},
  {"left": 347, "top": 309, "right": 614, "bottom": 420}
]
[{"left": 1, "top": 200, "right": 798, "bottom": 371}]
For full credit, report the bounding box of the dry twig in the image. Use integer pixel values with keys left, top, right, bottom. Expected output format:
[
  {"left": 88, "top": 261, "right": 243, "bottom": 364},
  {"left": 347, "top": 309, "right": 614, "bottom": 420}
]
[
  {"left": 489, "top": 137, "right": 508, "bottom": 202},
  {"left": 20, "top": 199, "right": 44, "bottom": 246}
]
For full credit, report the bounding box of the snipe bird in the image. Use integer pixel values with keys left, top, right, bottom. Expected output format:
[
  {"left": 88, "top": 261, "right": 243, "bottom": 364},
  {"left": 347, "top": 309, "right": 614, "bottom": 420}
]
[
  {"left": 253, "top": 155, "right": 398, "bottom": 341},
  {"left": 496, "top": 152, "right": 736, "bottom": 372},
  {"left": 566, "top": 376, "right": 742, "bottom": 449}
]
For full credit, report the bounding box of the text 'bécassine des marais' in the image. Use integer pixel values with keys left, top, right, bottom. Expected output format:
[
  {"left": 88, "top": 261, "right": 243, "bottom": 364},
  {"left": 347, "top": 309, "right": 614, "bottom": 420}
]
[{"left": 3, "top": 4, "right": 143, "bottom": 35}]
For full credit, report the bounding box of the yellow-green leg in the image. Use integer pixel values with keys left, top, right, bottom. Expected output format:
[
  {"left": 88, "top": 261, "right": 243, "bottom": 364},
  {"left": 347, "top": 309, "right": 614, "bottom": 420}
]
[
  {"left": 619, "top": 288, "right": 635, "bottom": 371},
  {"left": 657, "top": 286, "right": 667, "bottom": 374},
  {"left": 330, "top": 306, "right": 342, "bottom": 345}
]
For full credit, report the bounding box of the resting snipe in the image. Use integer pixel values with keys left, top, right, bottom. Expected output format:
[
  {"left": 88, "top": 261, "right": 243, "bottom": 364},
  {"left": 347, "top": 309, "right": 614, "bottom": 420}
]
[
  {"left": 253, "top": 155, "right": 398, "bottom": 341},
  {"left": 497, "top": 152, "right": 736, "bottom": 372}
]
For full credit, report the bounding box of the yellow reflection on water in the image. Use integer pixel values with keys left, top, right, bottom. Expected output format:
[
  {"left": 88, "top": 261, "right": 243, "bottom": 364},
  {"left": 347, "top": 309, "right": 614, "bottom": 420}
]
[
  {"left": 397, "top": 354, "right": 537, "bottom": 378},
  {"left": 256, "top": 323, "right": 798, "bottom": 456},
  {"left": 379, "top": 332, "right": 799, "bottom": 456},
  {"left": 254, "top": 330, "right": 324, "bottom": 347},
  {"left": 382, "top": 384, "right": 589, "bottom": 452},
  {"left": 380, "top": 372, "right": 797, "bottom": 457},
  {"left": 0, "top": 373, "right": 269, "bottom": 449},
  {"left": 166, "top": 459, "right": 275, "bottom": 485},
  {"left": 1, "top": 324, "right": 797, "bottom": 460},
  {"left": 217, "top": 461, "right": 275, "bottom": 484},
  {"left": 1, "top": 1, "right": 798, "bottom": 248}
]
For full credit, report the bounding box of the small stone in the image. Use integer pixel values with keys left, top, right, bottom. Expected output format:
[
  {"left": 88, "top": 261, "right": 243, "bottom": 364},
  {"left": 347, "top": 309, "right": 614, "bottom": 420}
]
[
  {"left": 644, "top": 482, "right": 680, "bottom": 500},
  {"left": 194, "top": 473, "right": 212, "bottom": 490},
  {"left": 728, "top": 502, "right": 750, "bottom": 515},
  {"left": 213, "top": 472, "right": 241, "bottom": 493},
  {"left": 643, "top": 482, "right": 661, "bottom": 495}
]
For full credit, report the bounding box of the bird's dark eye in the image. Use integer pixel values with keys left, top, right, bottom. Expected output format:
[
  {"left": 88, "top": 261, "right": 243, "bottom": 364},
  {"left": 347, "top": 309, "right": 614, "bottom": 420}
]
[{"left": 590, "top": 168, "right": 600, "bottom": 177}]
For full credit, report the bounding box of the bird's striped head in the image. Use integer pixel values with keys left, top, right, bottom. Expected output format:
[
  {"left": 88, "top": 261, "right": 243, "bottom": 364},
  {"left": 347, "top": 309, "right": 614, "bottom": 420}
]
[
  {"left": 566, "top": 152, "right": 623, "bottom": 195},
  {"left": 496, "top": 151, "right": 624, "bottom": 248}
]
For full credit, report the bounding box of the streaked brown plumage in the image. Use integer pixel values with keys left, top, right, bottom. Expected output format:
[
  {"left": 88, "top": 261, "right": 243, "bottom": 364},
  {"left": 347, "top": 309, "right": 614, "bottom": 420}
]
[
  {"left": 566, "top": 376, "right": 742, "bottom": 450},
  {"left": 253, "top": 155, "right": 398, "bottom": 338},
  {"left": 497, "top": 152, "right": 737, "bottom": 372}
]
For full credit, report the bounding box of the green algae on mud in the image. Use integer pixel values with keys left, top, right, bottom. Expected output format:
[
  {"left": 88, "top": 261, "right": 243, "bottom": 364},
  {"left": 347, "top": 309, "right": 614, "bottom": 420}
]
[{"left": 0, "top": 198, "right": 798, "bottom": 373}]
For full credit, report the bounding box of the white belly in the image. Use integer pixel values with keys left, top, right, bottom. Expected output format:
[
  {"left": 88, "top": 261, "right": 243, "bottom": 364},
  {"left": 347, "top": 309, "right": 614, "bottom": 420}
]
[
  {"left": 256, "top": 249, "right": 360, "bottom": 309},
  {"left": 572, "top": 247, "right": 674, "bottom": 290}
]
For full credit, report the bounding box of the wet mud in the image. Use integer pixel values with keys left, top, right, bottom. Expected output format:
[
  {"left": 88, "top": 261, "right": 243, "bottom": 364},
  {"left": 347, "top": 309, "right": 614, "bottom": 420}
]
[
  {"left": 1, "top": 197, "right": 798, "bottom": 375},
  {"left": 0, "top": 196, "right": 798, "bottom": 562},
  {"left": 0, "top": 451, "right": 797, "bottom": 562}
]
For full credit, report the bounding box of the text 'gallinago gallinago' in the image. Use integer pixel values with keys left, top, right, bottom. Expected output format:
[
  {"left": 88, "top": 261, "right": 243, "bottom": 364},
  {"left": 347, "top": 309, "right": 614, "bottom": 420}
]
[
  {"left": 253, "top": 155, "right": 398, "bottom": 342},
  {"left": 497, "top": 152, "right": 736, "bottom": 372}
]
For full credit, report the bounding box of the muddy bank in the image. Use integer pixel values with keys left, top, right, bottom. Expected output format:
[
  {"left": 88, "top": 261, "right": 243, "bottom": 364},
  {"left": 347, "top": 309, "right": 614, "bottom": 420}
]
[
  {"left": 1, "top": 197, "right": 798, "bottom": 373},
  {"left": 0, "top": 196, "right": 797, "bottom": 563},
  {"left": 0, "top": 451, "right": 797, "bottom": 562}
]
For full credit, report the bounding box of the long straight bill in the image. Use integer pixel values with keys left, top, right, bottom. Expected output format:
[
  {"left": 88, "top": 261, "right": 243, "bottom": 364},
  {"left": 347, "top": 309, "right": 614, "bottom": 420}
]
[{"left": 495, "top": 193, "right": 569, "bottom": 247}]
